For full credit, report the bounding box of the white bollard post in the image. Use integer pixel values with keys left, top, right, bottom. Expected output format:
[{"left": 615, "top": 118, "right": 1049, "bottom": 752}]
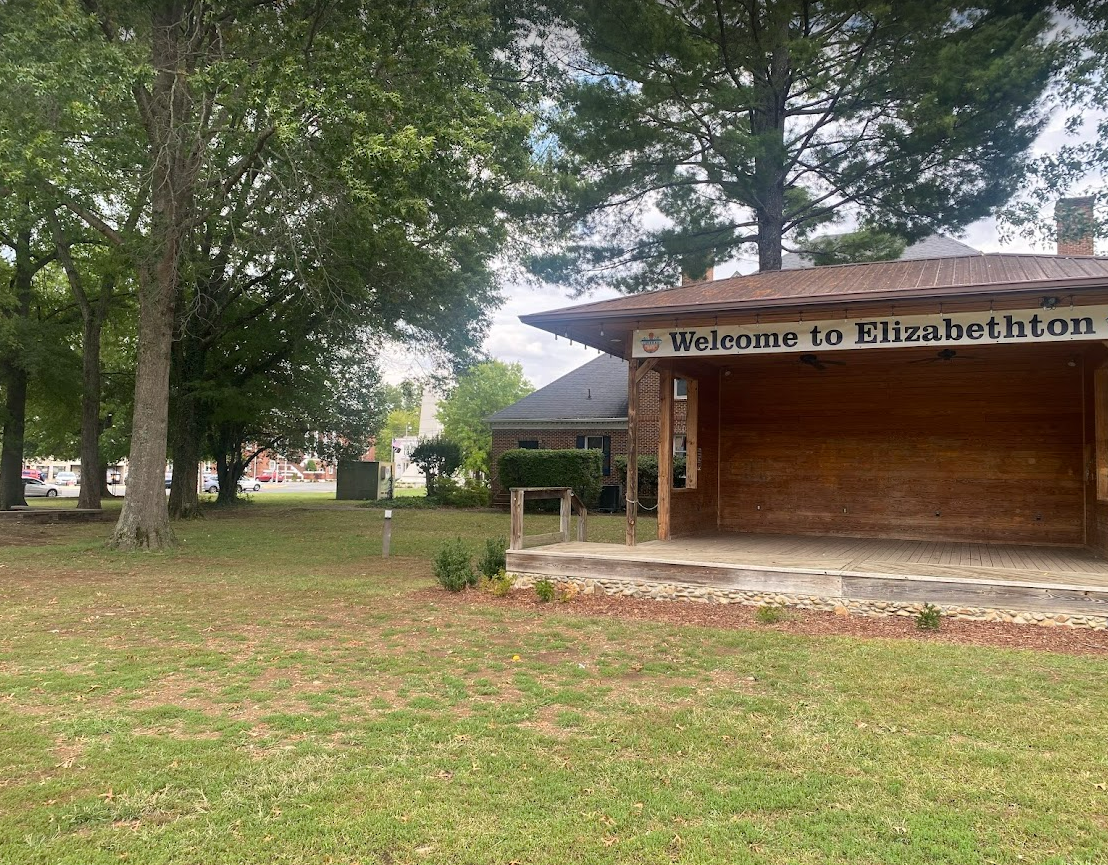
[{"left": 382, "top": 509, "right": 393, "bottom": 558}]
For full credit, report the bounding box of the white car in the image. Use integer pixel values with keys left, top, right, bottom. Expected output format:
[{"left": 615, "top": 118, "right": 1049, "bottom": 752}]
[
  {"left": 54, "top": 471, "right": 78, "bottom": 486},
  {"left": 202, "top": 475, "right": 261, "bottom": 494},
  {"left": 24, "top": 478, "right": 60, "bottom": 498}
]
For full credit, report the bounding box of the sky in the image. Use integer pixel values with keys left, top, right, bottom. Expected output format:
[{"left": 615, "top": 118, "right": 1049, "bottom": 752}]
[{"left": 381, "top": 103, "right": 1102, "bottom": 390}]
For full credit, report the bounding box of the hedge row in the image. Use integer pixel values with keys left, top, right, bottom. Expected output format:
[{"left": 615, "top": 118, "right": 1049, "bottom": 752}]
[
  {"left": 497, "top": 448, "right": 603, "bottom": 507},
  {"left": 612, "top": 454, "right": 687, "bottom": 496}
]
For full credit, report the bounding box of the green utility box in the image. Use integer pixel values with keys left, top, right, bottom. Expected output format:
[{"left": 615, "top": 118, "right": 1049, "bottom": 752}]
[{"left": 336, "top": 461, "right": 393, "bottom": 500}]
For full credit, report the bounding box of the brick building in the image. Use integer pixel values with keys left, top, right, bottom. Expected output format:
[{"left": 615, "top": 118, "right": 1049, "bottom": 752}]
[{"left": 488, "top": 354, "right": 687, "bottom": 506}]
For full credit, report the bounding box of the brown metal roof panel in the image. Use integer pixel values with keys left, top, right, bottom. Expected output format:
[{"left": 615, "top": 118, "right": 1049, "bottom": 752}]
[{"left": 523, "top": 253, "right": 1108, "bottom": 323}]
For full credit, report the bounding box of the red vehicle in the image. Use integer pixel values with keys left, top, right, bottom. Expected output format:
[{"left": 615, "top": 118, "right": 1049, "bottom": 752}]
[{"left": 22, "top": 470, "right": 43, "bottom": 481}]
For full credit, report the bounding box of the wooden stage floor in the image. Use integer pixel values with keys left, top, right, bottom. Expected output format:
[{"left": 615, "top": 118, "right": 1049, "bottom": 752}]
[
  {"left": 506, "top": 532, "right": 1108, "bottom": 618},
  {"left": 542, "top": 533, "right": 1108, "bottom": 588}
]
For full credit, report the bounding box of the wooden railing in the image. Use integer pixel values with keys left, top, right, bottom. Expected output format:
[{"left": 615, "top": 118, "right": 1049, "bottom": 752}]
[{"left": 508, "top": 487, "right": 588, "bottom": 550}]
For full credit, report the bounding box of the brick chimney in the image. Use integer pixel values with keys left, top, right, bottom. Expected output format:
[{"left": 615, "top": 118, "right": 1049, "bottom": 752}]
[
  {"left": 680, "top": 265, "right": 714, "bottom": 285},
  {"left": 1056, "top": 196, "right": 1096, "bottom": 256}
]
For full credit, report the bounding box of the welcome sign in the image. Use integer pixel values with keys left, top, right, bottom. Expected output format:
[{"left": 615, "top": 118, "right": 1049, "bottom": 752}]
[{"left": 632, "top": 304, "right": 1108, "bottom": 358}]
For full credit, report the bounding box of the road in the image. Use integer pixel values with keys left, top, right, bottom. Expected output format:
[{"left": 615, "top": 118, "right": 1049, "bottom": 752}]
[{"left": 45, "top": 480, "right": 338, "bottom": 498}]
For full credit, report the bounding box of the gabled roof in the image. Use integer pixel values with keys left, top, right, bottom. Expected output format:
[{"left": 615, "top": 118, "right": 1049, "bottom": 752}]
[
  {"left": 488, "top": 354, "right": 627, "bottom": 425},
  {"left": 781, "top": 234, "right": 980, "bottom": 270},
  {"left": 522, "top": 253, "right": 1108, "bottom": 325}
]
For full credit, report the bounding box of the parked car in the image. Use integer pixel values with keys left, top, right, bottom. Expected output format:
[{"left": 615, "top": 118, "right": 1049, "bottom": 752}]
[
  {"left": 24, "top": 478, "right": 59, "bottom": 497},
  {"left": 54, "top": 471, "right": 78, "bottom": 486},
  {"left": 202, "top": 475, "right": 262, "bottom": 494},
  {"left": 165, "top": 475, "right": 173, "bottom": 489},
  {"left": 257, "top": 469, "right": 300, "bottom": 482},
  {"left": 22, "top": 470, "right": 43, "bottom": 481}
]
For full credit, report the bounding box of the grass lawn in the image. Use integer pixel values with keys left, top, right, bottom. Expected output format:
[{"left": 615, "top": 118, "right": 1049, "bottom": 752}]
[{"left": 2, "top": 502, "right": 1107, "bottom": 864}]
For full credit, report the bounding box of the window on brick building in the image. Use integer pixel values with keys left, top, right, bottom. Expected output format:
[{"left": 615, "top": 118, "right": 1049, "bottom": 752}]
[
  {"left": 517, "top": 439, "right": 539, "bottom": 449},
  {"left": 674, "top": 378, "right": 688, "bottom": 399},
  {"left": 576, "top": 434, "right": 612, "bottom": 475},
  {"left": 673, "top": 435, "right": 687, "bottom": 489}
]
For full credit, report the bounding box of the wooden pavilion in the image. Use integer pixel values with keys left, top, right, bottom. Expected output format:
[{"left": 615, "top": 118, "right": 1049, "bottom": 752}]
[{"left": 506, "top": 254, "right": 1108, "bottom": 624}]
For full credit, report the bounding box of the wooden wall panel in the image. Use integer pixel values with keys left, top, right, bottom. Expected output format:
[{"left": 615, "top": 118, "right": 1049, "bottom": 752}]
[
  {"left": 1084, "top": 347, "right": 1108, "bottom": 555},
  {"left": 718, "top": 343, "right": 1085, "bottom": 544},
  {"left": 670, "top": 371, "right": 720, "bottom": 537}
]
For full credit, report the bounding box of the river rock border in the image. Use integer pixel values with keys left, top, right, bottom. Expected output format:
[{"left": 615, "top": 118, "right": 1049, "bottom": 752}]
[{"left": 508, "top": 572, "right": 1108, "bottom": 631}]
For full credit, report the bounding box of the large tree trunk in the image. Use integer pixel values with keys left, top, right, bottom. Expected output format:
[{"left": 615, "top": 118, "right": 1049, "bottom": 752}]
[
  {"left": 167, "top": 396, "right": 203, "bottom": 518},
  {"left": 77, "top": 314, "right": 103, "bottom": 510},
  {"left": 752, "top": 9, "right": 790, "bottom": 273},
  {"left": 99, "top": 459, "right": 117, "bottom": 499},
  {"left": 213, "top": 423, "right": 247, "bottom": 506},
  {"left": 0, "top": 362, "right": 29, "bottom": 510},
  {"left": 167, "top": 333, "right": 207, "bottom": 519},
  {"left": 110, "top": 266, "right": 178, "bottom": 548},
  {"left": 0, "top": 226, "right": 35, "bottom": 510},
  {"left": 109, "top": 0, "right": 201, "bottom": 549}
]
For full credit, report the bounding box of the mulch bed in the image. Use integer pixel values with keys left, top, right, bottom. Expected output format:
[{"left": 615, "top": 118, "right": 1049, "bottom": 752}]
[{"left": 426, "top": 589, "right": 1108, "bottom": 658}]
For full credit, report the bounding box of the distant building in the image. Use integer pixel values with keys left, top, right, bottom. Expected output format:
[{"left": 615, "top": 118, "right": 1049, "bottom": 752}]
[
  {"left": 780, "top": 234, "right": 980, "bottom": 269},
  {"left": 488, "top": 354, "right": 688, "bottom": 507}
]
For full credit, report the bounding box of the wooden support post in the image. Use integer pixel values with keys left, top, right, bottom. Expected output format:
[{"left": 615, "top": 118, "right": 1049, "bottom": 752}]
[
  {"left": 626, "top": 358, "right": 639, "bottom": 546},
  {"left": 509, "top": 488, "right": 524, "bottom": 550},
  {"left": 560, "top": 488, "right": 572, "bottom": 541},
  {"left": 658, "top": 367, "right": 673, "bottom": 541},
  {"left": 685, "top": 378, "right": 698, "bottom": 489},
  {"left": 382, "top": 508, "right": 393, "bottom": 557}
]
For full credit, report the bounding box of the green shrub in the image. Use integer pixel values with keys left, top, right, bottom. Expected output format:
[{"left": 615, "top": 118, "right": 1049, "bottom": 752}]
[
  {"left": 754, "top": 605, "right": 788, "bottom": 624},
  {"left": 486, "top": 570, "right": 514, "bottom": 597},
  {"left": 916, "top": 603, "right": 942, "bottom": 631},
  {"left": 478, "top": 536, "right": 507, "bottom": 578},
  {"left": 433, "top": 539, "right": 475, "bottom": 592},
  {"left": 613, "top": 454, "right": 688, "bottom": 496},
  {"left": 359, "top": 496, "right": 438, "bottom": 510},
  {"left": 534, "top": 579, "right": 556, "bottom": 603},
  {"left": 434, "top": 477, "right": 490, "bottom": 508},
  {"left": 498, "top": 448, "right": 603, "bottom": 507}
]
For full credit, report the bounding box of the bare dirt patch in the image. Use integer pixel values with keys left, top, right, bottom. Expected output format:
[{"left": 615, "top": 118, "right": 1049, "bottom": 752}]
[{"left": 426, "top": 589, "right": 1108, "bottom": 657}]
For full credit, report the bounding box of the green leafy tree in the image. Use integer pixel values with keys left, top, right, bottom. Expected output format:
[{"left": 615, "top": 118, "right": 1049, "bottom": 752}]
[
  {"left": 205, "top": 337, "right": 387, "bottom": 505},
  {"left": 535, "top": 0, "right": 1058, "bottom": 292},
  {"left": 438, "top": 361, "right": 533, "bottom": 480},
  {"left": 410, "top": 436, "right": 463, "bottom": 497},
  {"left": 1, "top": 0, "right": 543, "bottom": 542},
  {"left": 998, "top": 3, "right": 1107, "bottom": 246}
]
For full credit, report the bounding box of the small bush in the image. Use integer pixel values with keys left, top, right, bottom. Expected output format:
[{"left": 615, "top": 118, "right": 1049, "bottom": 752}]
[
  {"left": 534, "top": 579, "right": 556, "bottom": 603},
  {"left": 433, "top": 539, "right": 475, "bottom": 592},
  {"left": 478, "top": 536, "right": 507, "bottom": 578},
  {"left": 434, "top": 477, "right": 490, "bottom": 508},
  {"left": 916, "top": 603, "right": 942, "bottom": 631},
  {"left": 487, "top": 570, "right": 514, "bottom": 597},
  {"left": 754, "top": 605, "right": 788, "bottom": 625}
]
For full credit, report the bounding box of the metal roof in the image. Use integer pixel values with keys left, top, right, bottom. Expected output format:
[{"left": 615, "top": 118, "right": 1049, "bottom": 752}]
[
  {"left": 523, "top": 253, "right": 1108, "bottom": 325},
  {"left": 780, "top": 234, "right": 981, "bottom": 270},
  {"left": 488, "top": 354, "right": 628, "bottom": 425}
]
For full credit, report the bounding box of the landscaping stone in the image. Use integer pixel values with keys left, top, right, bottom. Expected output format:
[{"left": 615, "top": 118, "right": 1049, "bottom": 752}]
[{"left": 507, "top": 573, "right": 1108, "bottom": 631}]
